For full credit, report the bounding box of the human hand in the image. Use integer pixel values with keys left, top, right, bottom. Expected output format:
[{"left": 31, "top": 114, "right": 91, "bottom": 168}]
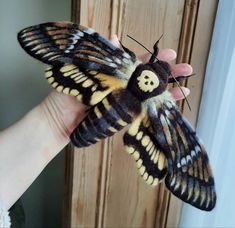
[{"left": 41, "top": 35, "right": 193, "bottom": 143}]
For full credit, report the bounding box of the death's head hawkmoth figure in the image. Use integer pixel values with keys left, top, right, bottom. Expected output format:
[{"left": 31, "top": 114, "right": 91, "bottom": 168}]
[{"left": 18, "top": 22, "right": 216, "bottom": 211}]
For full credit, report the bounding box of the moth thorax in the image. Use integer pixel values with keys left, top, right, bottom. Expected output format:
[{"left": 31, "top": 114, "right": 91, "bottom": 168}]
[
  {"left": 127, "top": 65, "right": 165, "bottom": 101},
  {"left": 137, "top": 70, "right": 159, "bottom": 93}
]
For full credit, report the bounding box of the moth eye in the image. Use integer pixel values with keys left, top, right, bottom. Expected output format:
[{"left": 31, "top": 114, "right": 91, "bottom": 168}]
[
  {"left": 145, "top": 81, "right": 149, "bottom": 85},
  {"left": 150, "top": 81, "right": 154, "bottom": 85}
]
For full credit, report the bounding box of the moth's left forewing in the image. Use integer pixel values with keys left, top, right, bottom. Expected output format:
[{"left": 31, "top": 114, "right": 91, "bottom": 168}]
[
  {"left": 18, "top": 22, "right": 139, "bottom": 78},
  {"left": 18, "top": 22, "right": 141, "bottom": 106},
  {"left": 147, "top": 91, "right": 216, "bottom": 211}
]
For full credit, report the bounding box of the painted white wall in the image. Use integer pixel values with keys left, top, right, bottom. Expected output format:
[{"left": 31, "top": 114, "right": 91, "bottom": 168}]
[
  {"left": 180, "top": 0, "right": 235, "bottom": 227},
  {"left": 0, "top": 0, "right": 70, "bottom": 227}
]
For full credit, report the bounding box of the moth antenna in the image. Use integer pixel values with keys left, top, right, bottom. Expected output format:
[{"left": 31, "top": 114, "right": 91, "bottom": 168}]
[
  {"left": 168, "top": 73, "right": 196, "bottom": 83},
  {"left": 152, "top": 34, "right": 163, "bottom": 50},
  {"left": 169, "top": 73, "right": 196, "bottom": 79},
  {"left": 127, "top": 35, "right": 153, "bottom": 55},
  {"left": 127, "top": 35, "right": 165, "bottom": 63},
  {"left": 171, "top": 74, "right": 191, "bottom": 111},
  {"left": 149, "top": 34, "right": 164, "bottom": 63},
  {"left": 186, "top": 73, "right": 196, "bottom": 77},
  {"left": 157, "top": 33, "right": 164, "bottom": 43}
]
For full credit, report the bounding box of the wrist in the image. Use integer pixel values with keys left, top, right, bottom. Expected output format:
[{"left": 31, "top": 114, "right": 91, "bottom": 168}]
[
  {"left": 0, "top": 92, "right": 86, "bottom": 209},
  {"left": 39, "top": 94, "right": 71, "bottom": 144},
  {"left": 38, "top": 91, "right": 87, "bottom": 151}
]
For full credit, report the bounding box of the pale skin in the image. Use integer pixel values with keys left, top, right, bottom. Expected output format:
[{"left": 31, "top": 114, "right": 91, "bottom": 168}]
[{"left": 0, "top": 36, "right": 192, "bottom": 210}]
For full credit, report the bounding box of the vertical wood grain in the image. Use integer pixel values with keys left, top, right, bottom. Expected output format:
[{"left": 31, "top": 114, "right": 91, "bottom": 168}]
[
  {"left": 64, "top": 0, "right": 218, "bottom": 227},
  {"left": 62, "top": 144, "right": 74, "bottom": 228},
  {"left": 176, "top": 0, "right": 200, "bottom": 116},
  {"left": 80, "top": 0, "right": 112, "bottom": 36},
  {"left": 71, "top": 0, "right": 80, "bottom": 23},
  {"left": 176, "top": 0, "right": 218, "bottom": 126},
  {"left": 184, "top": 0, "right": 218, "bottom": 125}
]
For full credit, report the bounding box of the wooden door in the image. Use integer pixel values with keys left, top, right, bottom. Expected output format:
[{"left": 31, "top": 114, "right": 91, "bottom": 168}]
[{"left": 63, "top": 0, "right": 218, "bottom": 227}]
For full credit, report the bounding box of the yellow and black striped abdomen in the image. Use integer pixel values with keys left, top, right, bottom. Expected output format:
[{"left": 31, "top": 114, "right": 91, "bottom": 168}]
[{"left": 70, "top": 90, "right": 141, "bottom": 147}]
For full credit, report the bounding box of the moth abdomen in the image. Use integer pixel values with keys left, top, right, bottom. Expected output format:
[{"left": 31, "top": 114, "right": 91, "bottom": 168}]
[{"left": 70, "top": 90, "right": 140, "bottom": 147}]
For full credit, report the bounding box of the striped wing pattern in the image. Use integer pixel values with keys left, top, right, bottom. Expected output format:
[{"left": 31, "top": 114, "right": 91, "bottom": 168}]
[
  {"left": 17, "top": 22, "right": 138, "bottom": 79},
  {"left": 148, "top": 98, "right": 216, "bottom": 211},
  {"left": 18, "top": 22, "right": 139, "bottom": 105},
  {"left": 123, "top": 111, "right": 167, "bottom": 186},
  {"left": 45, "top": 64, "right": 126, "bottom": 105},
  {"left": 70, "top": 89, "right": 141, "bottom": 147}
]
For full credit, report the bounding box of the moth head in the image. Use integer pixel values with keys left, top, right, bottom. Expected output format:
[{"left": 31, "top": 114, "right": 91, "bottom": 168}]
[{"left": 127, "top": 61, "right": 170, "bottom": 101}]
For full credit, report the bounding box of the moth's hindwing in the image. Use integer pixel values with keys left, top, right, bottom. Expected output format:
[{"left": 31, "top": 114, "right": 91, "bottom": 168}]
[
  {"left": 148, "top": 97, "right": 216, "bottom": 211},
  {"left": 123, "top": 110, "right": 167, "bottom": 186},
  {"left": 46, "top": 64, "right": 126, "bottom": 105},
  {"left": 70, "top": 89, "right": 141, "bottom": 147}
]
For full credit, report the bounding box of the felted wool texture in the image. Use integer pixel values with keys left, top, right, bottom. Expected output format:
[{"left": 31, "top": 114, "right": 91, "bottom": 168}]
[{"left": 71, "top": 89, "right": 139, "bottom": 147}]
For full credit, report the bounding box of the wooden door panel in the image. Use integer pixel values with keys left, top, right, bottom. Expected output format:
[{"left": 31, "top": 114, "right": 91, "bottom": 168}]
[
  {"left": 70, "top": 144, "right": 103, "bottom": 227},
  {"left": 118, "top": 0, "right": 185, "bottom": 55}
]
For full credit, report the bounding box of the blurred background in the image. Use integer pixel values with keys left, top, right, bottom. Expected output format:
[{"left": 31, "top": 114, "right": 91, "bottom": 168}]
[{"left": 0, "top": 0, "right": 234, "bottom": 227}]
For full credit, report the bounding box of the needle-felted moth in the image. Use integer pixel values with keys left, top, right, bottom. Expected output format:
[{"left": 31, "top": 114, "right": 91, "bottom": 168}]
[{"left": 18, "top": 22, "right": 216, "bottom": 211}]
